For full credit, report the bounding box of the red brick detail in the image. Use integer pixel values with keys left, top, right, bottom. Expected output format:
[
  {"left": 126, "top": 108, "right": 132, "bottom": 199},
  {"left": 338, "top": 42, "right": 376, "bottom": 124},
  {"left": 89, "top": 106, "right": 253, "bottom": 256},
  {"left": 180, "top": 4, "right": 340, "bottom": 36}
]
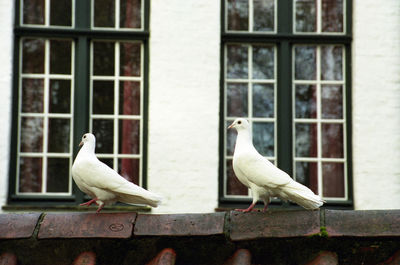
[
  {"left": 0, "top": 253, "right": 17, "bottom": 265},
  {"left": 325, "top": 210, "right": 400, "bottom": 237},
  {"left": 146, "top": 248, "right": 176, "bottom": 265},
  {"left": 229, "top": 210, "right": 320, "bottom": 241},
  {"left": 378, "top": 250, "right": 400, "bottom": 265},
  {"left": 303, "top": 251, "right": 338, "bottom": 265},
  {"left": 38, "top": 212, "right": 136, "bottom": 239},
  {"left": 72, "top": 251, "right": 96, "bottom": 265},
  {"left": 0, "top": 213, "right": 41, "bottom": 239},
  {"left": 134, "top": 213, "right": 225, "bottom": 236},
  {"left": 223, "top": 249, "right": 251, "bottom": 265}
]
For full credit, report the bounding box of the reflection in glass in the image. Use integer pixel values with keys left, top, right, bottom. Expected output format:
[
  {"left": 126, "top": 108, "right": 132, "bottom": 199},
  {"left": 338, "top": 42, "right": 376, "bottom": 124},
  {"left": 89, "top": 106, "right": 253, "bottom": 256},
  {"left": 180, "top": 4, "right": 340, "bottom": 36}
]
[
  {"left": 295, "top": 161, "right": 318, "bottom": 194},
  {"left": 321, "top": 46, "right": 343, "bottom": 80},
  {"left": 93, "top": 119, "right": 114, "bottom": 154},
  {"left": 227, "top": 45, "right": 248, "bottom": 79},
  {"left": 321, "top": 85, "right": 342, "bottom": 119},
  {"left": 120, "top": 42, "right": 141, "bottom": 76},
  {"left": 93, "top": 42, "right": 115, "bottom": 76},
  {"left": 227, "top": 0, "right": 249, "bottom": 31},
  {"left": 119, "top": 119, "right": 140, "bottom": 154},
  {"left": 119, "top": 158, "right": 139, "bottom": 184},
  {"left": 295, "top": 0, "right": 316, "bottom": 32},
  {"left": 226, "top": 159, "right": 248, "bottom": 195},
  {"left": 227, "top": 83, "right": 248, "bottom": 117},
  {"left": 50, "top": 0, "right": 72, "bottom": 26},
  {"left": 50, "top": 40, "right": 72, "bottom": 74},
  {"left": 252, "top": 46, "right": 274, "bottom": 79},
  {"left": 23, "top": 0, "right": 45, "bottom": 25},
  {"left": 253, "top": 0, "right": 274, "bottom": 32},
  {"left": 120, "top": 0, "right": 142, "bottom": 29},
  {"left": 253, "top": 122, "right": 274, "bottom": 157},
  {"left": 92, "top": 81, "right": 114, "bottom": 114},
  {"left": 226, "top": 121, "right": 237, "bottom": 156},
  {"left": 295, "top": 123, "right": 317, "bottom": 157},
  {"left": 21, "top": 79, "right": 44, "bottom": 113},
  {"left": 295, "top": 85, "right": 317, "bottom": 118},
  {"left": 21, "top": 117, "right": 43, "bottom": 152},
  {"left": 94, "top": 0, "right": 115, "bottom": 27},
  {"left": 295, "top": 46, "right": 316, "bottom": 80},
  {"left": 322, "top": 0, "right": 344, "bottom": 32},
  {"left": 48, "top": 118, "right": 70, "bottom": 153},
  {"left": 322, "top": 162, "right": 344, "bottom": 197},
  {"left": 22, "top": 39, "right": 45, "bottom": 74},
  {"left": 119, "top": 81, "right": 140, "bottom": 115},
  {"left": 47, "top": 158, "right": 69, "bottom": 192},
  {"left": 253, "top": 84, "right": 274, "bottom": 118},
  {"left": 50, "top": 80, "right": 71, "bottom": 113},
  {"left": 321, "top": 123, "right": 343, "bottom": 158},
  {"left": 19, "top": 157, "right": 42, "bottom": 192}
]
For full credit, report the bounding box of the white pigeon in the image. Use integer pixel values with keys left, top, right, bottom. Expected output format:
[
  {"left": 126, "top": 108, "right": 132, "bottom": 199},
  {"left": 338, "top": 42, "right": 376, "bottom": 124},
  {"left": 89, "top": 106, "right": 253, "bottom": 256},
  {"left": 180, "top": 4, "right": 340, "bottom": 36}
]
[
  {"left": 72, "top": 133, "right": 162, "bottom": 213},
  {"left": 228, "top": 118, "right": 324, "bottom": 212}
]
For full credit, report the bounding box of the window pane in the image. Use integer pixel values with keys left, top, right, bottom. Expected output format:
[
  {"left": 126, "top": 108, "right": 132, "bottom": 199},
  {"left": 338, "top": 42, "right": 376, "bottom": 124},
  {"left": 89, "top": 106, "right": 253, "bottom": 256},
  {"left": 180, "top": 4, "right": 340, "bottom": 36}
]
[
  {"left": 227, "top": 45, "right": 248, "bottom": 79},
  {"left": 295, "top": 123, "right": 317, "bottom": 157},
  {"left": 322, "top": 162, "right": 345, "bottom": 197},
  {"left": 227, "top": 83, "right": 248, "bottom": 117},
  {"left": 295, "top": 0, "right": 316, "bottom": 32},
  {"left": 21, "top": 79, "right": 44, "bottom": 113},
  {"left": 50, "top": 40, "right": 72, "bottom": 74},
  {"left": 119, "top": 81, "right": 140, "bottom": 115},
  {"left": 94, "top": 0, "right": 115, "bottom": 27},
  {"left": 49, "top": 80, "right": 71, "bottom": 113},
  {"left": 48, "top": 118, "right": 70, "bottom": 153},
  {"left": 119, "top": 158, "right": 139, "bottom": 184},
  {"left": 322, "top": 0, "right": 344, "bottom": 32},
  {"left": 50, "top": 0, "right": 72, "bottom": 26},
  {"left": 99, "top": 158, "right": 114, "bottom": 169},
  {"left": 22, "top": 39, "right": 45, "bottom": 74},
  {"left": 19, "top": 157, "right": 42, "bottom": 192},
  {"left": 253, "top": 0, "right": 274, "bottom": 32},
  {"left": 93, "top": 42, "right": 115, "bottom": 76},
  {"left": 321, "top": 46, "right": 343, "bottom": 80},
  {"left": 252, "top": 83, "right": 274, "bottom": 118},
  {"left": 252, "top": 46, "right": 274, "bottom": 79},
  {"left": 47, "top": 158, "right": 69, "bottom": 192},
  {"left": 295, "top": 84, "right": 317, "bottom": 119},
  {"left": 93, "top": 119, "right": 114, "bottom": 154},
  {"left": 227, "top": 0, "right": 249, "bottom": 31},
  {"left": 295, "top": 161, "right": 318, "bottom": 194},
  {"left": 120, "top": 42, "right": 141, "bottom": 76},
  {"left": 20, "top": 117, "right": 43, "bottom": 152},
  {"left": 253, "top": 122, "right": 274, "bottom": 157},
  {"left": 23, "top": 0, "right": 45, "bottom": 25},
  {"left": 321, "top": 123, "right": 343, "bottom": 158},
  {"left": 120, "top": 0, "right": 142, "bottom": 29},
  {"left": 295, "top": 46, "right": 316, "bottom": 80},
  {"left": 226, "top": 159, "right": 248, "bottom": 195},
  {"left": 226, "top": 121, "right": 236, "bottom": 156},
  {"left": 92, "top": 81, "right": 114, "bottom": 114},
  {"left": 321, "top": 85, "right": 343, "bottom": 119},
  {"left": 119, "top": 119, "right": 140, "bottom": 154}
]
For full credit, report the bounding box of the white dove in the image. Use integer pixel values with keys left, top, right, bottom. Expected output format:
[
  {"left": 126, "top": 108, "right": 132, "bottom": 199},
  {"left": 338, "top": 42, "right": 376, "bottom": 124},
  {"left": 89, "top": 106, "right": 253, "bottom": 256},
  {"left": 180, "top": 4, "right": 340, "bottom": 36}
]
[
  {"left": 228, "top": 118, "right": 324, "bottom": 212},
  {"left": 72, "top": 133, "right": 162, "bottom": 213}
]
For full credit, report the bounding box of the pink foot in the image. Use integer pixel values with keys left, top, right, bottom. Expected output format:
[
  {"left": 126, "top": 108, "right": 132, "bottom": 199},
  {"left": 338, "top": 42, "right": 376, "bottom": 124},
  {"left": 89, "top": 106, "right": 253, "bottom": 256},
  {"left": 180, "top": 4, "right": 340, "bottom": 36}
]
[
  {"left": 80, "top": 198, "right": 98, "bottom": 207},
  {"left": 262, "top": 203, "right": 269, "bottom": 213},
  {"left": 235, "top": 203, "right": 256, "bottom": 213},
  {"left": 96, "top": 203, "right": 105, "bottom": 213}
]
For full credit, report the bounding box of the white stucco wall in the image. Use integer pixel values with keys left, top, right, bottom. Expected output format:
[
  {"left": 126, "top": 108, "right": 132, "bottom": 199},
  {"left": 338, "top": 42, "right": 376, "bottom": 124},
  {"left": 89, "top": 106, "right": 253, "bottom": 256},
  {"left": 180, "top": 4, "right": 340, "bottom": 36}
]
[{"left": 352, "top": 0, "right": 400, "bottom": 209}]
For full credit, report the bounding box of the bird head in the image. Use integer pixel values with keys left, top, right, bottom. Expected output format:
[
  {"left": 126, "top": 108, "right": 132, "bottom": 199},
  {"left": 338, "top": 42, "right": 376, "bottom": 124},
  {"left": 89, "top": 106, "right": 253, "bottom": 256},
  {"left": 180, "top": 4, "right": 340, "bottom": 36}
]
[
  {"left": 228, "top": 118, "right": 250, "bottom": 131},
  {"left": 79, "top": 133, "right": 96, "bottom": 147}
]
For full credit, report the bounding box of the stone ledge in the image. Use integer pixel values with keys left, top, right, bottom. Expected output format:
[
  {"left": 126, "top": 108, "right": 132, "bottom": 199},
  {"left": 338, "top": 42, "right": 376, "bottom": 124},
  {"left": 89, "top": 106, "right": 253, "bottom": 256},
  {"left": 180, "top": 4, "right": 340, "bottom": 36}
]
[{"left": 0, "top": 213, "right": 41, "bottom": 239}]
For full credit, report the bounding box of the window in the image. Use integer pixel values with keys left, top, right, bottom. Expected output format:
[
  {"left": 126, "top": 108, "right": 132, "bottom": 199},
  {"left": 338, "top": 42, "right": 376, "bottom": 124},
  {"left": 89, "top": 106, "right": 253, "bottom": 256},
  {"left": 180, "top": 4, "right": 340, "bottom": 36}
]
[
  {"left": 220, "top": 0, "right": 352, "bottom": 208},
  {"left": 9, "top": 0, "right": 149, "bottom": 206}
]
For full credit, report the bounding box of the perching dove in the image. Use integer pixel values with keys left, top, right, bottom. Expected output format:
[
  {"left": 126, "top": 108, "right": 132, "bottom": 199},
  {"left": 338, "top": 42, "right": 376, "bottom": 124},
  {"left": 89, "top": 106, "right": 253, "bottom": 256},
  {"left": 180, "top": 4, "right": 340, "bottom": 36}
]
[
  {"left": 228, "top": 118, "right": 324, "bottom": 212},
  {"left": 72, "top": 133, "right": 162, "bottom": 213}
]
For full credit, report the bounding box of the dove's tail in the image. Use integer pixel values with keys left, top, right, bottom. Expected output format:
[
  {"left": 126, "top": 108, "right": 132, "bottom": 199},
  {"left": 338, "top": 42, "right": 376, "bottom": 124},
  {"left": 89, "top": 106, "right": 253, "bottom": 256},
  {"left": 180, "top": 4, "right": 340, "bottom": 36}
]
[{"left": 281, "top": 180, "right": 325, "bottom": 210}]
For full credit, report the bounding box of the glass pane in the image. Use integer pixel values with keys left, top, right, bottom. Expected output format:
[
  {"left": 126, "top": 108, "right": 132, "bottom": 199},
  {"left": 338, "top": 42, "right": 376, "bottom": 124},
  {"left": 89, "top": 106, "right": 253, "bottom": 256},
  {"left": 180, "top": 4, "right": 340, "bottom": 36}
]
[
  {"left": 321, "top": 123, "right": 343, "bottom": 158},
  {"left": 49, "top": 80, "right": 71, "bottom": 113},
  {"left": 92, "top": 81, "right": 114, "bottom": 114},
  {"left": 322, "top": 0, "right": 344, "bottom": 32},
  {"left": 21, "top": 78, "right": 44, "bottom": 113},
  {"left": 19, "top": 157, "right": 42, "bottom": 192},
  {"left": 119, "top": 158, "right": 139, "bottom": 184},
  {"left": 227, "top": 45, "right": 248, "bottom": 79},
  {"left": 295, "top": 84, "right": 317, "bottom": 118},
  {"left": 23, "top": 0, "right": 45, "bottom": 25},
  {"left": 92, "top": 119, "right": 114, "bottom": 154},
  {"left": 120, "top": 0, "right": 142, "bottom": 28},
  {"left": 50, "top": 0, "right": 72, "bottom": 26},
  {"left": 226, "top": 121, "right": 237, "bottom": 156},
  {"left": 119, "top": 119, "right": 140, "bottom": 154},
  {"left": 322, "top": 162, "right": 345, "bottom": 197},
  {"left": 50, "top": 40, "right": 72, "bottom": 74},
  {"left": 93, "top": 42, "right": 115, "bottom": 76},
  {"left": 295, "top": 0, "right": 317, "bottom": 32},
  {"left": 48, "top": 118, "right": 70, "bottom": 153},
  {"left": 99, "top": 158, "right": 114, "bottom": 169},
  {"left": 119, "top": 81, "right": 140, "bottom": 115},
  {"left": 22, "top": 39, "right": 45, "bottom": 74},
  {"left": 321, "top": 85, "right": 343, "bottom": 119},
  {"left": 227, "top": 83, "right": 248, "bottom": 117},
  {"left": 253, "top": 122, "right": 274, "bottom": 156},
  {"left": 252, "top": 46, "right": 274, "bottom": 79},
  {"left": 94, "top": 0, "right": 115, "bottom": 27},
  {"left": 321, "top": 46, "right": 343, "bottom": 80},
  {"left": 252, "top": 83, "right": 274, "bottom": 118},
  {"left": 120, "top": 42, "right": 141, "bottom": 76},
  {"left": 226, "top": 159, "right": 248, "bottom": 195},
  {"left": 295, "top": 161, "right": 318, "bottom": 194},
  {"left": 253, "top": 0, "right": 274, "bottom": 32},
  {"left": 295, "top": 46, "right": 316, "bottom": 80},
  {"left": 20, "top": 117, "right": 43, "bottom": 152},
  {"left": 295, "top": 123, "right": 317, "bottom": 157},
  {"left": 227, "top": 0, "right": 249, "bottom": 31},
  {"left": 47, "top": 158, "right": 69, "bottom": 192}
]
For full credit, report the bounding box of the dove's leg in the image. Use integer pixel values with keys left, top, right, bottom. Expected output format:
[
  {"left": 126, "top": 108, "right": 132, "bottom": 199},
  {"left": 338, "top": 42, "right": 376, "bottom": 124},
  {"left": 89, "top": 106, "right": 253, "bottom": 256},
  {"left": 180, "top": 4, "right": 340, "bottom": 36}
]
[
  {"left": 80, "top": 198, "right": 98, "bottom": 206},
  {"left": 262, "top": 198, "right": 271, "bottom": 213},
  {"left": 235, "top": 203, "right": 256, "bottom": 212},
  {"left": 96, "top": 202, "right": 105, "bottom": 213}
]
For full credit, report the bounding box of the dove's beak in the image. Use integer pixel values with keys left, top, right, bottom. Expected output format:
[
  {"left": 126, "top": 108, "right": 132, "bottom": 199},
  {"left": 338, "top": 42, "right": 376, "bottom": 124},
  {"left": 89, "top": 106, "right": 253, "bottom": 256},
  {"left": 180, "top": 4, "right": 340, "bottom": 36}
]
[
  {"left": 228, "top": 122, "right": 234, "bottom": 129},
  {"left": 79, "top": 141, "right": 83, "bottom": 147}
]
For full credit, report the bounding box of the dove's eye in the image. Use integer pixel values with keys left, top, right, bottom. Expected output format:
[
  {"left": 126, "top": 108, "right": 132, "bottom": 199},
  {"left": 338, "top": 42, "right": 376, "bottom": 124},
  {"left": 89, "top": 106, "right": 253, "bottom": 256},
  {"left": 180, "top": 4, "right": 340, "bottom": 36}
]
[
  {"left": 238, "top": 121, "right": 242, "bottom": 125},
  {"left": 83, "top": 135, "right": 86, "bottom": 138}
]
